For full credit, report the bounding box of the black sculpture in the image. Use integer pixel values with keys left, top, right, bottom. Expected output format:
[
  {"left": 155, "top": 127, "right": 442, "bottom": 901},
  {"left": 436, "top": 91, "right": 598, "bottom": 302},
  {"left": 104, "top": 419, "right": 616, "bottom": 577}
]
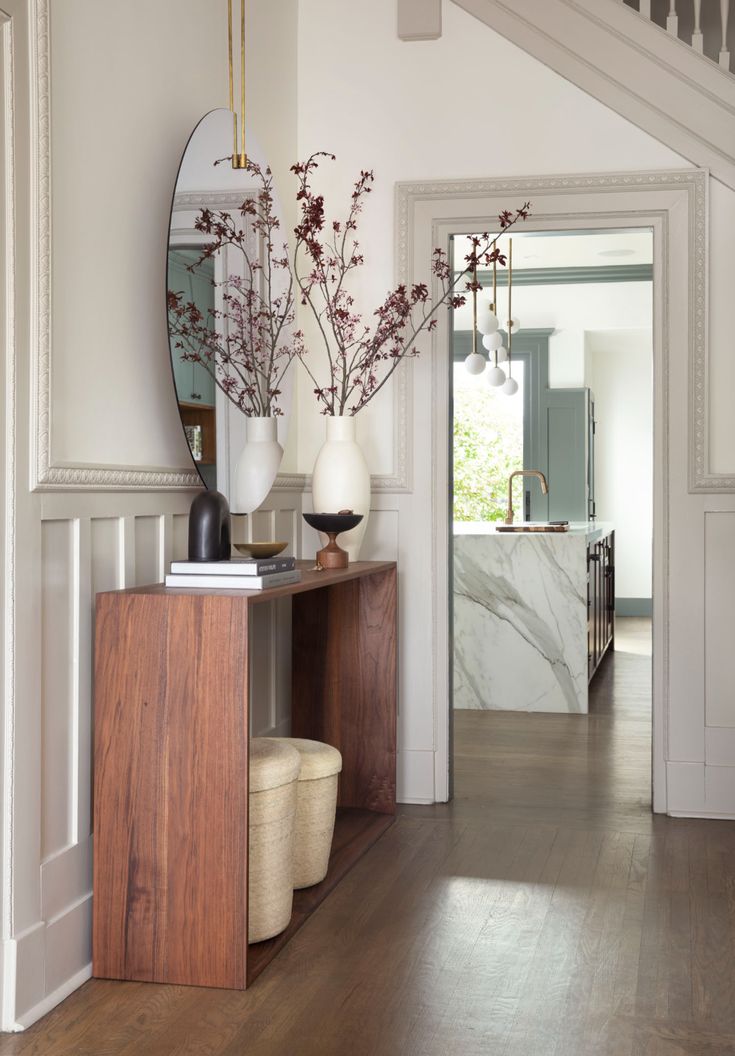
[{"left": 188, "top": 490, "right": 231, "bottom": 561}]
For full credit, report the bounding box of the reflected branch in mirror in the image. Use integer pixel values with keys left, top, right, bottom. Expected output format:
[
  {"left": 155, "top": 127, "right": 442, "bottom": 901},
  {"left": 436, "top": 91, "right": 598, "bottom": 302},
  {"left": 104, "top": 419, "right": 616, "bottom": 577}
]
[{"left": 167, "top": 162, "right": 302, "bottom": 420}]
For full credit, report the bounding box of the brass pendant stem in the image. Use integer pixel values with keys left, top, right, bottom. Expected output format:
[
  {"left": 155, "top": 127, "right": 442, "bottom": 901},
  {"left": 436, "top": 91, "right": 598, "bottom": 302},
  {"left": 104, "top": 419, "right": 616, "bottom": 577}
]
[
  {"left": 507, "top": 237, "right": 513, "bottom": 375},
  {"left": 227, "top": 0, "right": 247, "bottom": 169},
  {"left": 471, "top": 273, "right": 477, "bottom": 357},
  {"left": 240, "top": 0, "right": 246, "bottom": 162}
]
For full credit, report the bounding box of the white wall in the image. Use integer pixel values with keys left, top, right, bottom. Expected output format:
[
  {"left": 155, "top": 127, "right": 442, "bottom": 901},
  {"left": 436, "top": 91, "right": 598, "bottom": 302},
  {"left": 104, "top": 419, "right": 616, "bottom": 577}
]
[{"left": 586, "top": 329, "right": 653, "bottom": 601}]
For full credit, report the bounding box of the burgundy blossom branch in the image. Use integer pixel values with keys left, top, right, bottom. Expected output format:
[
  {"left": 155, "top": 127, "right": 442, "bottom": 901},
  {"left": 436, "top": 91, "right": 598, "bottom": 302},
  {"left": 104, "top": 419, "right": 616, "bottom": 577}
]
[{"left": 290, "top": 152, "right": 530, "bottom": 415}]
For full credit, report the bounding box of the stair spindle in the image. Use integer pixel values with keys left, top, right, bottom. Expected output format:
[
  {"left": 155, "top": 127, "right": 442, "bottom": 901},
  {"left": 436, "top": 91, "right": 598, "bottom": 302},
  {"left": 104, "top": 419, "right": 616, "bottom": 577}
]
[
  {"left": 692, "top": 0, "right": 704, "bottom": 50},
  {"left": 639, "top": 0, "right": 652, "bottom": 17},
  {"left": 667, "top": 0, "right": 679, "bottom": 36},
  {"left": 720, "top": 0, "right": 731, "bottom": 68}
]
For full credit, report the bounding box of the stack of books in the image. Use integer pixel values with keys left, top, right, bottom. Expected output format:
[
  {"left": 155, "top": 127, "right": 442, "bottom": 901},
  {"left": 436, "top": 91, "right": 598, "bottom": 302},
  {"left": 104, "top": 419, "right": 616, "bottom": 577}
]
[{"left": 165, "top": 556, "right": 301, "bottom": 590}]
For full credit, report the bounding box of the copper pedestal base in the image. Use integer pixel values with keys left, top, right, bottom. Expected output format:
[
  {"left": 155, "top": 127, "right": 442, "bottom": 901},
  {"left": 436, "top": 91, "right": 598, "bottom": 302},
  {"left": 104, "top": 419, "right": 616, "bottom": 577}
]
[{"left": 317, "top": 532, "right": 349, "bottom": 569}]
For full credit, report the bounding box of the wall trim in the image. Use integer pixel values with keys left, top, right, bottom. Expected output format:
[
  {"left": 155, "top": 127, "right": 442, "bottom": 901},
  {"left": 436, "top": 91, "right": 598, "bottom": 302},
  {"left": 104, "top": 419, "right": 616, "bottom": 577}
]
[
  {"left": 397, "top": 168, "right": 723, "bottom": 493},
  {"left": 29, "top": 0, "right": 199, "bottom": 492},
  {"left": 1, "top": 6, "right": 16, "bottom": 1031},
  {"left": 396, "top": 166, "right": 710, "bottom": 811},
  {"left": 14, "top": 962, "right": 92, "bottom": 1032}
]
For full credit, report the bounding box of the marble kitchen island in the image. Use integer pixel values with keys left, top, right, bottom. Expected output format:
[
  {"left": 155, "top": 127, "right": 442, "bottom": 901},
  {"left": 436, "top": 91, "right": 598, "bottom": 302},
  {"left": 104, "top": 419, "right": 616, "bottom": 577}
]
[{"left": 453, "top": 522, "right": 615, "bottom": 714}]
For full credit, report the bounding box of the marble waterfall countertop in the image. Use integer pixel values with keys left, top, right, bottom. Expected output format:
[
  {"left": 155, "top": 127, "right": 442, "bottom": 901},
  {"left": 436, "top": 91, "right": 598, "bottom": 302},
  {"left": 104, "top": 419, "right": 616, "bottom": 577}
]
[
  {"left": 454, "top": 521, "right": 615, "bottom": 542},
  {"left": 453, "top": 521, "right": 613, "bottom": 714}
]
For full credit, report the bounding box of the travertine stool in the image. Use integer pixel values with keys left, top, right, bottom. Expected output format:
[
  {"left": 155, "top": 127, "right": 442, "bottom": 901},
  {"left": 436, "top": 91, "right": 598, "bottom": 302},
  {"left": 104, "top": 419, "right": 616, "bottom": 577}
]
[
  {"left": 278, "top": 738, "right": 343, "bottom": 889},
  {"left": 248, "top": 738, "right": 301, "bottom": 943}
]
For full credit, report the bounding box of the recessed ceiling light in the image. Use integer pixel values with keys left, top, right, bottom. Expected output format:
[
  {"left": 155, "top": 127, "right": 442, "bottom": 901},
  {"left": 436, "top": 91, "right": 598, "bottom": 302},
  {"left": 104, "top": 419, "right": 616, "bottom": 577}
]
[{"left": 598, "top": 248, "right": 636, "bottom": 258}]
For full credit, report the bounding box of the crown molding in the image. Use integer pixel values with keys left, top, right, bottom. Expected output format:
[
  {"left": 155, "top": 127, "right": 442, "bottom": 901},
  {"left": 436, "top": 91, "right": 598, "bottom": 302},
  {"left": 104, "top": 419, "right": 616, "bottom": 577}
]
[{"left": 172, "top": 189, "right": 257, "bottom": 213}]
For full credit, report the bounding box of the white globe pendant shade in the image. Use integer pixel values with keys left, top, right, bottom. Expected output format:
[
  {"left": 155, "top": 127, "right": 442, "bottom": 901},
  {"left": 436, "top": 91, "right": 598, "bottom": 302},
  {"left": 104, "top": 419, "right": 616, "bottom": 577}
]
[
  {"left": 475, "top": 300, "right": 499, "bottom": 336},
  {"left": 502, "top": 376, "right": 519, "bottom": 396},
  {"left": 487, "top": 365, "right": 506, "bottom": 387},
  {"left": 496, "top": 344, "right": 508, "bottom": 363},
  {"left": 507, "top": 316, "right": 521, "bottom": 332},
  {"left": 464, "top": 352, "right": 486, "bottom": 375},
  {"left": 482, "top": 332, "right": 503, "bottom": 352}
]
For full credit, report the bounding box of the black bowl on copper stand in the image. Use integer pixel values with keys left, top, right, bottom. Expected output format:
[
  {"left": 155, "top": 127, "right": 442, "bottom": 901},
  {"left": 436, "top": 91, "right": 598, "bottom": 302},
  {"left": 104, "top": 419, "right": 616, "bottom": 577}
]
[{"left": 302, "top": 511, "right": 364, "bottom": 569}]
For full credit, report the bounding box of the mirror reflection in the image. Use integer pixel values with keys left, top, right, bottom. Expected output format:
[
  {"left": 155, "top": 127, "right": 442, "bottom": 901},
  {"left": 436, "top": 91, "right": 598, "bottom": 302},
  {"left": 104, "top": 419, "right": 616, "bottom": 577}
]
[{"left": 166, "top": 108, "right": 293, "bottom": 507}]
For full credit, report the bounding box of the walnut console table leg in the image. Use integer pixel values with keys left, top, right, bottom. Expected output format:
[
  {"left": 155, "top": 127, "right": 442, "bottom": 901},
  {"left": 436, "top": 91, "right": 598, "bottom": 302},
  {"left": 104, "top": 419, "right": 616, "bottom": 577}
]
[
  {"left": 291, "top": 566, "right": 397, "bottom": 814},
  {"left": 93, "top": 592, "right": 251, "bottom": 989}
]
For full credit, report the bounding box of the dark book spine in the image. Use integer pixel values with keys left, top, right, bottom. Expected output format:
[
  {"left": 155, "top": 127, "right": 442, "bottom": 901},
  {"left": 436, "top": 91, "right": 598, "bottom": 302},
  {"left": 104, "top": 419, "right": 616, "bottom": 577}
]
[{"left": 255, "top": 557, "right": 296, "bottom": 575}]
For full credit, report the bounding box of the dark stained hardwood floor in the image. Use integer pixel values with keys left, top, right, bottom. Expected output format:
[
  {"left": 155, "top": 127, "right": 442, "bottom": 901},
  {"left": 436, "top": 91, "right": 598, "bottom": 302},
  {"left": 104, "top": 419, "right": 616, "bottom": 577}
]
[{"left": 7, "top": 618, "right": 735, "bottom": 1055}]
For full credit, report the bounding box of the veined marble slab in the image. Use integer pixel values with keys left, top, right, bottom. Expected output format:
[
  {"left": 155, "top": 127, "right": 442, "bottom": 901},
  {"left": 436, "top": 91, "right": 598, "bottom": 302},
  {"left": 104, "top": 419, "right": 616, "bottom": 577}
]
[{"left": 453, "top": 525, "right": 606, "bottom": 713}]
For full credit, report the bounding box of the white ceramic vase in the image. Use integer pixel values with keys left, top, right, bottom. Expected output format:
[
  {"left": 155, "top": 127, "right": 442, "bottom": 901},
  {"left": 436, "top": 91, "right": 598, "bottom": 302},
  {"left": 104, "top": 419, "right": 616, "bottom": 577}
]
[
  {"left": 311, "top": 415, "right": 370, "bottom": 561},
  {"left": 234, "top": 416, "right": 284, "bottom": 515}
]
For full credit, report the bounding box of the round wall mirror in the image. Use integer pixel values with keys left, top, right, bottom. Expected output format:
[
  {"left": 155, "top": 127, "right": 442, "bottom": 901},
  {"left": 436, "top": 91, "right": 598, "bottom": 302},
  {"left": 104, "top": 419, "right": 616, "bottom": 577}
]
[{"left": 166, "top": 108, "right": 293, "bottom": 511}]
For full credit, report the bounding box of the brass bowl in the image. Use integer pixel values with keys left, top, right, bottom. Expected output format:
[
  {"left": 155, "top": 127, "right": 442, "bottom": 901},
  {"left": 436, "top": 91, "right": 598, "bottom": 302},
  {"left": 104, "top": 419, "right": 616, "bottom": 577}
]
[{"left": 232, "top": 541, "right": 288, "bottom": 559}]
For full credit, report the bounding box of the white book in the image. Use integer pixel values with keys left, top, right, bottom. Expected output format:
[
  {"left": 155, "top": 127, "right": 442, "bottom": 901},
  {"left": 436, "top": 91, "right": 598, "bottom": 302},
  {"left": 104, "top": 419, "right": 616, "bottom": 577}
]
[
  {"left": 165, "top": 570, "right": 302, "bottom": 591},
  {"left": 169, "top": 557, "right": 295, "bottom": 577}
]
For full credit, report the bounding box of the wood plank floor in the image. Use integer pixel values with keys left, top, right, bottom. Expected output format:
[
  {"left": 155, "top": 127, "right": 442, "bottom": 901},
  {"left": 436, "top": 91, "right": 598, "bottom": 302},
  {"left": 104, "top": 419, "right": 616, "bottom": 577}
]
[{"left": 8, "top": 618, "right": 735, "bottom": 1055}]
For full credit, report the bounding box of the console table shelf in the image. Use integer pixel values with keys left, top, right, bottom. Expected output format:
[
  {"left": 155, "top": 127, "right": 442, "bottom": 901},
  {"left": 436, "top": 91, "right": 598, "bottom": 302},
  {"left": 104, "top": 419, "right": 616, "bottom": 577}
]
[{"left": 92, "top": 561, "right": 397, "bottom": 990}]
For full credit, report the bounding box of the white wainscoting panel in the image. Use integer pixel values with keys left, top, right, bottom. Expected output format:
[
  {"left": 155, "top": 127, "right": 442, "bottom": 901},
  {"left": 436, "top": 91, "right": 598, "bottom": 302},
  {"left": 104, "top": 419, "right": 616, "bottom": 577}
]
[
  {"left": 40, "top": 520, "right": 76, "bottom": 862},
  {"left": 244, "top": 492, "right": 301, "bottom": 739},
  {"left": 705, "top": 727, "right": 735, "bottom": 766},
  {"left": 10, "top": 492, "right": 197, "bottom": 1030},
  {"left": 704, "top": 511, "right": 735, "bottom": 727},
  {"left": 133, "top": 515, "right": 162, "bottom": 587}
]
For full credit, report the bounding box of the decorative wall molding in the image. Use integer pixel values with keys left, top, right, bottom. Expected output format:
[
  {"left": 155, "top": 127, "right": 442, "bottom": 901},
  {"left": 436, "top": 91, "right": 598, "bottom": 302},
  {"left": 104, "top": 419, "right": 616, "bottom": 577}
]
[
  {"left": 397, "top": 167, "right": 724, "bottom": 492},
  {"left": 29, "top": 0, "right": 199, "bottom": 492},
  {"left": 397, "top": 165, "right": 709, "bottom": 811},
  {"left": 172, "top": 189, "right": 256, "bottom": 212},
  {"left": 1, "top": 7, "right": 17, "bottom": 1029}
]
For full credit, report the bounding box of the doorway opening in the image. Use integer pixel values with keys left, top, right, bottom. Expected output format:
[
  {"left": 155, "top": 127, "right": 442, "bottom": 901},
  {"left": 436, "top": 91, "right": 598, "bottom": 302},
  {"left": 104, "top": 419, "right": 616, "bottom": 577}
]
[{"left": 450, "top": 227, "right": 654, "bottom": 820}]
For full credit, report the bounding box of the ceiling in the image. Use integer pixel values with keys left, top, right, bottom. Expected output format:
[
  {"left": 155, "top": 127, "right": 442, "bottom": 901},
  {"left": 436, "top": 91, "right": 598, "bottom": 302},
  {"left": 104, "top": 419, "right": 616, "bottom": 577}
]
[{"left": 453, "top": 229, "right": 653, "bottom": 271}]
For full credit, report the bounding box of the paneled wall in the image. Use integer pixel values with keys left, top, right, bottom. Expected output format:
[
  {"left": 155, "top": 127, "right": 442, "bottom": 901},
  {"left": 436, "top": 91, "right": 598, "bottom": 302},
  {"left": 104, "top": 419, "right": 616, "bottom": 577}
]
[
  {"left": 2, "top": 0, "right": 300, "bottom": 1032},
  {"left": 17, "top": 484, "right": 303, "bottom": 1026},
  {"left": 30, "top": 496, "right": 195, "bottom": 1017}
]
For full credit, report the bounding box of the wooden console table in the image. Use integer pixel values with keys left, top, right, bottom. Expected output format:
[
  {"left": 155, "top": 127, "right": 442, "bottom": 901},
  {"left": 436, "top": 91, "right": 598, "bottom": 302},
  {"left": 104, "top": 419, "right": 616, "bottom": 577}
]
[{"left": 92, "top": 561, "right": 397, "bottom": 989}]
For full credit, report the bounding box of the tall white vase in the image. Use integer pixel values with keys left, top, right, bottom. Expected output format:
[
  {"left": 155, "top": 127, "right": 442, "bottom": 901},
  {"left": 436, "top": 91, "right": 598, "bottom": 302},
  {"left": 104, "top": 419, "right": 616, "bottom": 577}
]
[
  {"left": 234, "top": 416, "right": 284, "bottom": 515},
  {"left": 311, "top": 415, "right": 370, "bottom": 561}
]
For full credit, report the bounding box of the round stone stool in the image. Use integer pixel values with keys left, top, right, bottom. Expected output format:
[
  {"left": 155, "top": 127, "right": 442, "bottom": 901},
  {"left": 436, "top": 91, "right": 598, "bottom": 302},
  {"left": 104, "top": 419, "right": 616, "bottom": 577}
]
[
  {"left": 248, "top": 738, "right": 301, "bottom": 944},
  {"left": 278, "top": 738, "right": 343, "bottom": 889}
]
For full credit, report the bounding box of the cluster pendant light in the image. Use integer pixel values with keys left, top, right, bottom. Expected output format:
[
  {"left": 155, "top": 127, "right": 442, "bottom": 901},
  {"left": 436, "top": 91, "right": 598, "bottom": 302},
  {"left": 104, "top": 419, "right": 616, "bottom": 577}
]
[{"left": 463, "top": 237, "right": 520, "bottom": 395}]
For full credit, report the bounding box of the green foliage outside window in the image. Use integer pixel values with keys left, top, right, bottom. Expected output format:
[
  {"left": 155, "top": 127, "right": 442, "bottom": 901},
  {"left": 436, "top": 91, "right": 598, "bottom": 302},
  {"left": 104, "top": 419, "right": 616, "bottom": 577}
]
[{"left": 453, "top": 384, "right": 523, "bottom": 522}]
